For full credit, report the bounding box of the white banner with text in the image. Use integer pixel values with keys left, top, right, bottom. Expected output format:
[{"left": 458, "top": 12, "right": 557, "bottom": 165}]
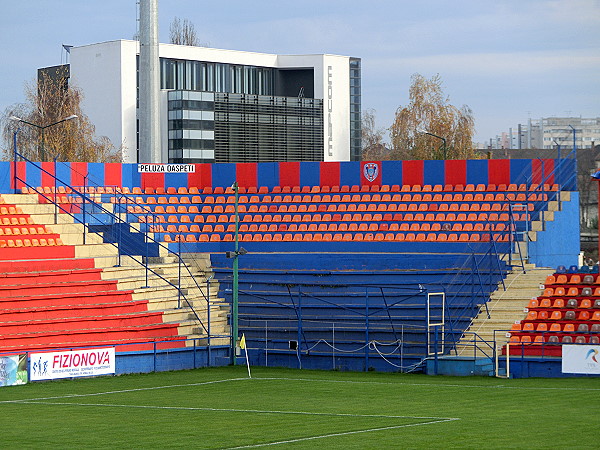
[
  {"left": 138, "top": 164, "right": 195, "bottom": 173},
  {"left": 30, "top": 348, "right": 116, "bottom": 381},
  {"left": 562, "top": 345, "right": 600, "bottom": 374}
]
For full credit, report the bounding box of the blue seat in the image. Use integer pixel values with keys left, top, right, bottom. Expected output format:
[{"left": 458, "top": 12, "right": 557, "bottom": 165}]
[
  {"left": 556, "top": 265, "right": 567, "bottom": 274},
  {"left": 568, "top": 265, "right": 579, "bottom": 273}
]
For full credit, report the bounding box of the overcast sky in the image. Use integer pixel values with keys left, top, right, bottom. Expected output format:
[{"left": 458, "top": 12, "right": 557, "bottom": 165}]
[{"left": 1, "top": 0, "right": 598, "bottom": 145}]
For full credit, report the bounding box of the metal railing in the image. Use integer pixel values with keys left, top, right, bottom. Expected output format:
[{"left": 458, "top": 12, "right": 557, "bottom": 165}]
[{"left": 11, "top": 155, "right": 215, "bottom": 339}]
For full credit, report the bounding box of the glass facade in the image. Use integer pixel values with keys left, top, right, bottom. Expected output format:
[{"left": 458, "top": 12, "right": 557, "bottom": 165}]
[
  {"left": 349, "top": 58, "right": 362, "bottom": 161},
  {"left": 158, "top": 56, "right": 357, "bottom": 163},
  {"left": 167, "top": 91, "right": 216, "bottom": 163},
  {"left": 214, "top": 93, "right": 323, "bottom": 163},
  {"left": 168, "top": 91, "right": 323, "bottom": 163},
  {"left": 160, "top": 59, "right": 274, "bottom": 95}
]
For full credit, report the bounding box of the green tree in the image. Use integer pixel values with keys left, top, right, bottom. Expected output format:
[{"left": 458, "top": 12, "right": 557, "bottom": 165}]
[
  {"left": 2, "top": 69, "right": 122, "bottom": 162},
  {"left": 389, "top": 73, "right": 478, "bottom": 160}
]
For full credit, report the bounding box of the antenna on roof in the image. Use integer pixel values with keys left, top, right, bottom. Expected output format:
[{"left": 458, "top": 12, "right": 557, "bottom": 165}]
[{"left": 61, "top": 45, "right": 73, "bottom": 64}]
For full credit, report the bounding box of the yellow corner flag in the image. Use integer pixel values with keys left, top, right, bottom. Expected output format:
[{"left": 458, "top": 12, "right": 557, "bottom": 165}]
[{"left": 240, "top": 334, "right": 251, "bottom": 378}]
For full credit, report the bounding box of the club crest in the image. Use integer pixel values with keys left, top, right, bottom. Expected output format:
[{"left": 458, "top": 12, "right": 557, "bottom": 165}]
[{"left": 363, "top": 163, "right": 379, "bottom": 182}]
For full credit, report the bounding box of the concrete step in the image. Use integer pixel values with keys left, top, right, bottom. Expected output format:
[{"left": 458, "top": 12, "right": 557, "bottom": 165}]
[{"left": 456, "top": 264, "right": 555, "bottom": 356}]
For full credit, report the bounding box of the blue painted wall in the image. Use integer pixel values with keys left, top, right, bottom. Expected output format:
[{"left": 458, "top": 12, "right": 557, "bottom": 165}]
[{"left": 528, "top": 192, "right": 580, "bottom": 268}]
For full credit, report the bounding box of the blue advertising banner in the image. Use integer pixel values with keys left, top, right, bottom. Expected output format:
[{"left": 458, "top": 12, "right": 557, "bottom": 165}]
[{"left": 0, "top": 355, "right": 27, "bottom": 386}]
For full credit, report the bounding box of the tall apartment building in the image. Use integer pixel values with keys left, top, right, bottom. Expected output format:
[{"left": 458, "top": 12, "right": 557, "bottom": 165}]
[
  {"left": 46, "top": 40, "right": 361, "bottom": 164},
  {"left": 540, "top": 117, "right": 600, "bottom": 150},
  {"left": 489, "top": 117, "right": 599, "bottom": 150}
]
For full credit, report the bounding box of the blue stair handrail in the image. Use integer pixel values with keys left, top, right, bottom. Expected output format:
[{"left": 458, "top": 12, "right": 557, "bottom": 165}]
[{"left": 11, "top": 154, "right": 213, "bottom": 337}]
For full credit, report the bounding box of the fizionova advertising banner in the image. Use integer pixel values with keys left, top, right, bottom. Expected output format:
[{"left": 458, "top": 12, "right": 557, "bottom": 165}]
[
  {"left": 30, "top": 348, "right": 116, "bottom": 381},
  {"left": 0, "top": 355, "right": 28, "bottom": 386}
]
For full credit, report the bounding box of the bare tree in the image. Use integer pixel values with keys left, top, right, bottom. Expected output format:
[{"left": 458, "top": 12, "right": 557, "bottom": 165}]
[
  {"left": 1, "top": 70, "right": 122, "bottom": 162},
  {"left": 169, "top": 17, "right": 199, "bottom": 46},
  {"left": 389, "top": 73, "right": 479, "bottom": 160},
  {"left": 361, "top": 109, "right": 389, "bottom": 160}
]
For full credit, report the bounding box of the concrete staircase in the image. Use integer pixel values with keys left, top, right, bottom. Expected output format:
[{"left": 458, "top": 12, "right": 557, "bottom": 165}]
[
  {"left": 0, "top": 192, "right": 230, "bottom": 349},
  {"left": 453, "top": 263, "right": 554, "bottom": 357},
  {"left": 451, "top": 193, "right": 570, "bottom": 358}
]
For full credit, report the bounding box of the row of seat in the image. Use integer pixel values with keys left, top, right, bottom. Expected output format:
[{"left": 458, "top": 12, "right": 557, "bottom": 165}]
[
  {"left": 110, "top": 191, "right": 548, "bottom": 205},
  {"left": 528, "top": 298, "right": 600, "bottom": 309},
  {"left": 109, "top": 193, "right": 547, "bottom": 207},
  {"left": 134, "top": 211, "right": 519, "bottom": 225},
  {"left": 27, "top": 182, "right": 559, "bottom": 196},
  {"left": 525, "top": 310, "right": 600, "bottom": 321},
  {"left": 148, "top": 222, "right": 504, "bottom": 233},
  {"left": 126, "top": 201, "right": 530, "bottom": 215},
  {"left": 0, "top": 216, "right": 35, "bottom": 226},
  {"left": 509, "top": 335, "right": 599, "bottom": 345},
  {"left": 0, "top": 226, "right": 53, "bottom": 236},
  {"left": 545, "top": 273, "right": 599, "bottom": 286},
  {"left": 162, "top": 232, "right": 506, "bottom": 243},
  {"left": 541, "top": 287, "right": 600, "bottom": 298},
  {"left": 0, "top": 238, "right": 64, "bottom": 248},
  {"left": 0, "top": 206, "right": 24, "bottom": 215},
  {"left": 140, "top": 214, "right": 516, "bottom": 232},
  {"left": 514, "top": 322, "right": 600, "bottom": 332}
]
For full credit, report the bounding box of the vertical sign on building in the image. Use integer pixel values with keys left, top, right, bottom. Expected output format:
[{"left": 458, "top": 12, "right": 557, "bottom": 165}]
[{"left": 327, "top": 65, "right": 333, "bottom": 157}]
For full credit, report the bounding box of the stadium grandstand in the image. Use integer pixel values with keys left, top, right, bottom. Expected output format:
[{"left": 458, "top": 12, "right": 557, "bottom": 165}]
[{"left": 1, "top": 151, "right": 595, "bottom": 380}]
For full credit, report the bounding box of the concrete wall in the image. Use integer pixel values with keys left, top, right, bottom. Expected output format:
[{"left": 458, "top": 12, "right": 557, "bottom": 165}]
[{"left": 529, "top": 192, "right": 580, "bottom": 268}]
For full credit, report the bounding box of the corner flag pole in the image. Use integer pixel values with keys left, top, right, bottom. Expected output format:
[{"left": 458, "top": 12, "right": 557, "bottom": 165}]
[{"left": 240, "top": 333, "right": 251, "bottom": 378}]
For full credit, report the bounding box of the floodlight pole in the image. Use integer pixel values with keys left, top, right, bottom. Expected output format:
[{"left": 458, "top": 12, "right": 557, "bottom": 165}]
[
  {"left": 553, "top": 139, "right": 561, "bottom": 160},
  {"left": 232, "top": 181, "right": 239, "bottom": 365},
  {"left": 592, "top": 171, "right": 600, "bottom": 262},
  {"left": 13, "top": 128, "right": 21, "bottom": 193},
  {"left": 10, "top": 115, "right": 78, "bottom": 161},
  {"left": 418, "top": 129, "right": 447, "bottom": 159},
  {"left": 568, "top": 125, "right": 579, "bottom": 191}
]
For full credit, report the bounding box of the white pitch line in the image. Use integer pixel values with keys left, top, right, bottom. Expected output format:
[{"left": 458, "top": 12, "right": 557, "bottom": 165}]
[
  {"left": 0, "top": 377, "right": 249, "bottom": 404},
  {"left": 6, "top": 400, "right": 459, "bottom": 422},
  {"left": 253, "top": 376, "right": 600, "bottom": 392},
  {"left": 224, "top": 418, "right": 460, "bottom": 449},
  {"left": 2, "top": 374, "right": 598, "bottom": 406}
]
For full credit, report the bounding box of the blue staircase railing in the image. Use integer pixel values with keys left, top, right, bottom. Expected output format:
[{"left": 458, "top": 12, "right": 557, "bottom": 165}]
[{"left": 11, "top": 153, "right": 221, "bottom": 342}]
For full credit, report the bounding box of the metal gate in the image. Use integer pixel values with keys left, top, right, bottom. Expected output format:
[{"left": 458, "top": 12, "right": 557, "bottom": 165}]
[{"left": 427, "top": 292, "right": 445, "bottom": 356}]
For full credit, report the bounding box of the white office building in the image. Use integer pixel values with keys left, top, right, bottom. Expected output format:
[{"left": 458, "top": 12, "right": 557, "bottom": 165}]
[{"left": 56, "top": 40, "right": 360, "bottom": 164}]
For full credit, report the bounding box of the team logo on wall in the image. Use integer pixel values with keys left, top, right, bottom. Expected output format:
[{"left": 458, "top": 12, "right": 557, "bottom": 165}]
[{"left": 363, "top": 163, "right": 379, "bottom": 182}]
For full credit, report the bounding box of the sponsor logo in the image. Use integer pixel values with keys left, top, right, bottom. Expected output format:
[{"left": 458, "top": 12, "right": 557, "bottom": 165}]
[
  {"left": 30, "top": 348, "right": 115, "bottom": 381},
  {"left": 363, "top": 162, "right": 379, "bottom": 182},
  {"left": 586, "top": 349, "right": 599, "bottom": 364},
  {"left": 31, "top": 356, "right": 48, "bottom": 378}
]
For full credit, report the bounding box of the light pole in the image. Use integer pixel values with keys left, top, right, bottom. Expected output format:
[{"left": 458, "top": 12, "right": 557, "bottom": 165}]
[
  {"left": 12, "top": 128, "right": 21, "bottom": 193},
  {"left": 225, "top": 181, "right": 247, "bottom": 364},
  {"left": 568, "top": 124, "right": 576, "bottom": 152},
  {"left": 591, "top": 171, "right": 600, "bottom": 262},
  {"left": 10, "top": 114, "right": 78, "bottom": 161},
  {"left": 417, "top": 129, "right": 447, "bottom": 159},
  {"left": 553, "top": 139, "right": 561, "bottom": 160}
]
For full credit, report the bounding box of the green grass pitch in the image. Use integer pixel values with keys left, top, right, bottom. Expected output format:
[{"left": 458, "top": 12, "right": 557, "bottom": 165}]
[{"left": 0, "top": 366, "right": 598, "bottom": 448}]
